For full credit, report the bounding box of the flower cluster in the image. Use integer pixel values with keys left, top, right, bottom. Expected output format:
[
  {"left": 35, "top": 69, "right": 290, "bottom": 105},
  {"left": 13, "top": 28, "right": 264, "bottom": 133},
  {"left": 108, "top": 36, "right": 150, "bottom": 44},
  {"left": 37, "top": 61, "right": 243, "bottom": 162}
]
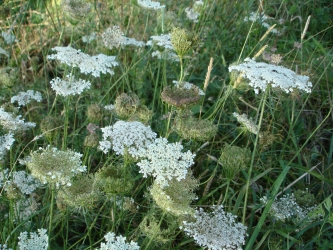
[
  {"left": 260, "top": 193, "right": 320, "bottom": 224},
  {"left": 137, "top": 137, "right": 195, "bottom": 188},
  {"left": 27, "top": 146, "right": 86, "bottom": 187},
  {"left": 152, "top": 50, "right": 179, "bottom": 62},
  {"left": 181, "top": 206, "right": 247, "bottom": 250},
  {"left": 228, "top": 58, "right": 312, "bottom": 94},
  {"left": 219, "top": 144, "right": 251, "bottom": 180},
  {"left": 47, "top": 46, "right": 119, "bottom": 77},
  {"left": 4, "top": 171, "right": 41, "bottom": 195},
  {"left": 102, "top": 26, "right": 145, "bottom": 50},
  {"left": 233, "top": 112, "right": 259, "bottom": 135},
  {"left": 150, "top": 171, "right": 198, "bottom": 216},
  {"left": 50, "top": 74, "right": 91, "bottom": 96},
  {"left": 57, "top": 174, "right": 101, "bottom": 212},
  {"left": 0, "top": 244, "right": 12, "bottom": 250},
  {"left": 99, "top": 121, "right": 156, "bottom": 158},
  {"left": 137, "top": 0, "right": 165, "bottom": 10},
  {"left": 244, "top": 12, "right": 280, "bottom": 35},
  {"left": 95, "top": 164, "right": 135, "bottom": 196},
  {"left": 173, "top": 110, "right": 217, "bottom": 141},
  {"left": 97, "top": 232, "right": 140, "bottom": 250},
  {"left": 62, "top": 0, "right": 92, "bottom": 19},
  {"left": 0, "top": 133, "right": 15, "bottom": 160},
  {"left": 0, "top": 108, "right": 36, "bottom": 132},
  {"left": 185, "top": 0, "right": 204, "bottom": 23},
  {"left": 17, "top": 229, "right": 48, "bottom": 250},
  {"left": 173, "top": 80, "right": 205, "bottom": 95},
  {"left": 146, "top": 34, "right": 173, "bottom": 50},
  {"left": 11, "top": 90, "right": 42, "bottom": 106}
]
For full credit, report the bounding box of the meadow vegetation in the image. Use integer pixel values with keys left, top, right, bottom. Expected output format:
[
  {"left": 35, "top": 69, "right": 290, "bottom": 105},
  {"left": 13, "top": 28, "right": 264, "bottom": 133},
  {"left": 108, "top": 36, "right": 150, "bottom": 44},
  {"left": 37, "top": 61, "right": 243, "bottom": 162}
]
[{"left": 0, "top": 0, "right": 333, "bottom": 249}]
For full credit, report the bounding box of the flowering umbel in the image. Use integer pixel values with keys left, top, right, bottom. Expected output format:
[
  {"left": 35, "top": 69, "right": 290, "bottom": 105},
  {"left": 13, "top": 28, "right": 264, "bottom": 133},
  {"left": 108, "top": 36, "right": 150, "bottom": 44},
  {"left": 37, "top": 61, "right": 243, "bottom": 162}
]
[
  {"left": 57, "top": 174, "right": 101, "bottom": 212},
  {"left": 229, "top": 58, "right": 312, "bottom": 94},
  {"left": 18, "top": 229, "right": 48, "bottom": 250},
  {"left": 96, "top": 232, "right": 140, "bottom": 250},
  {"left": 99, "top": 120, "right": 156, "bottom": 159},
  {"left": 181, "top": 206, "right": 247, "bottom": 250},
  {"left": 47, "top": 46, "right": 119, "bottom": 77},
  {"left": 150, "top": 171, "right": 198, "bottom": 216},
  {"left": 27, "top": 146, "right": 86, "bottom": 187},
  {"left": 137, "top": 137, "right": 195, "bottom": 188}
]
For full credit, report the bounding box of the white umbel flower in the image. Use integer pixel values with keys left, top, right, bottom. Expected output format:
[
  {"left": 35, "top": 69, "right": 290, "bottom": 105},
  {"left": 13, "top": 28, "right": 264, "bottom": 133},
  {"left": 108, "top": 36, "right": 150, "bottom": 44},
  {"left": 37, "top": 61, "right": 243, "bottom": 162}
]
[
  {"left": 18, "top": 229, "right": 48, "bottom": 250},
  {"left": 0, "top": 108, "right": 36, "bottom": 132},
  {"left": 152, "top": 50, "right": 179, "bottom": 62},
  {"left": 228, "top": 58, "right": 312, "bottom": 94},
  {"left": 182, "top": 206, "right": 247, "bottom": 250},
  {"left": 50, "top": 74, "right": 91, "bottom": 96},
  {"left": 47, "top": 46, "right": 119, "bottom": 77},
  {"left": 99, "top": 121, "right": 156, "bottom": 158},
  {"left": 146, "top": 34, "right": 174, "bottom": 50},
  {"left": 11, "top": 90, "right": 42, "bottom": 106},
  {"left": 0, "top": 133, "right": 15, "bottom": 160},
  {"left": 232, "top": 112, "right": 259, "bottom": 135},
  {"left": 97, "top": 232, "right": 140, "bottom": 250},
  {"left": 173, "top": 80, "right": 205, "bottom": 95},
  {"left": 27, "top": 146, "right": 87, "bottom": 187},
  {"left": 102, "top": 26, "right": 145, "bottom": 50},
  {"left": 137, "top": 137, "right": 195, "bottom": 188},
  {"left": 7, "top": 171, "right": 41, "bottom": 195},
  {"left": 260, "top": 194, "right": 317, "bottom": 223},
  {"left": 137, "top": 0, "right": 165, "bottom": 10}
]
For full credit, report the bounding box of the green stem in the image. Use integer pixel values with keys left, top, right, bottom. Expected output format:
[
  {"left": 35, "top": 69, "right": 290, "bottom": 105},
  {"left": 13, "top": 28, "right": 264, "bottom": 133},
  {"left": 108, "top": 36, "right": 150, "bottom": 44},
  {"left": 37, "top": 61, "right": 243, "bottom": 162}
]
[
  {"left": 179, "top": 56, "right": 184, "bottom": 82},
  {"left": 48, "top": 184, "right": 55, "bottom": 250},
  {"left": 242, "top": 87, "right": 268, "bottom": 224},
  {"left": 62, "top": 97, "right": 70, "bottom": 150}
]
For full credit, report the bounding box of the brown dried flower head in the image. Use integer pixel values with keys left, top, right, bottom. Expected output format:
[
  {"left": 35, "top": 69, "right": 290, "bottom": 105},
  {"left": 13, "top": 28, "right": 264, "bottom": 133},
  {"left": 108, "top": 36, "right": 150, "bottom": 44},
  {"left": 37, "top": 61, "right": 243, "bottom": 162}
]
[{"left": 161, "top": 85, "right": 201, "bottom": 108}]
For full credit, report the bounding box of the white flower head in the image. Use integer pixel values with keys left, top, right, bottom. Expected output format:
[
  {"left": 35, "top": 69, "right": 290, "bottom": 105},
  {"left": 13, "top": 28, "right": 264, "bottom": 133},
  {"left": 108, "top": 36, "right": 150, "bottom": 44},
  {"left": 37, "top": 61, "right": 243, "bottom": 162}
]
[
  {"left": 11, "top": 90, "right": 42, "bottom": 106},
  {"left": 137, "top": 0, "right": 165, "bottom": 10},
  {"left": 182, "top": 206, "right": 247, "bottom": 250},
  {"left": 146, "top": 34, "right": 174, "bottom": 50},
  {"left": 18, "top": 229, "right": 48, "bottom": 250},
  {"left": 102, "top": 26, "right": 145, "bottom": 50},
  {"left": 152, "top": 50, "right": 179, "bottom": 62},
  {"left": 260, "top": 193, "right": 319, "bottom": 224},
  {"left": 185, "top": 7, "right": 200, "bottom": 23},
  {"left": 104, "top": 104, "right": 115, "bottom": 111},
  {"left": 228, "top": 58, "right": 312, "bottom": 94},
  {"left": 97, "top": 232, "right": 140, "bottom": 250},
  {"left": 50, "top": 74, "right": 91, "bottom": 96},
  {"left": 47, "top": 46, "right": 119, "bottom": 77},
  {"left": 7, "top": 171, "right": 41, "bottom": 195},
  {"left": 137, "top": 137, "right": 195, "bottom": 188},
  {"left": 173, "top": 80, "right": 205, "bottom": 95},
  {"left": 27, "top": 146, "right": 87, "bottom": 188},
  {"left": 0, "top": 133, "right": 15, "bottom": 160},
  {"left": 0, "top": 108, "right": 36, "bottom": 132},
  {"left": 82, "top": 32, "right": 96, "bottom": 43},
  {"left": 99, "top": 121, "right": 157, "bottom": 159},
  {"left": 0, "top": 244, "right": 12, "bottom": 250},
  {"left": 244, "top": 12, "right": 280, "bottom": 35},
  {"left": 232, "top": 112, "right": 259, "bottom": 135}
]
